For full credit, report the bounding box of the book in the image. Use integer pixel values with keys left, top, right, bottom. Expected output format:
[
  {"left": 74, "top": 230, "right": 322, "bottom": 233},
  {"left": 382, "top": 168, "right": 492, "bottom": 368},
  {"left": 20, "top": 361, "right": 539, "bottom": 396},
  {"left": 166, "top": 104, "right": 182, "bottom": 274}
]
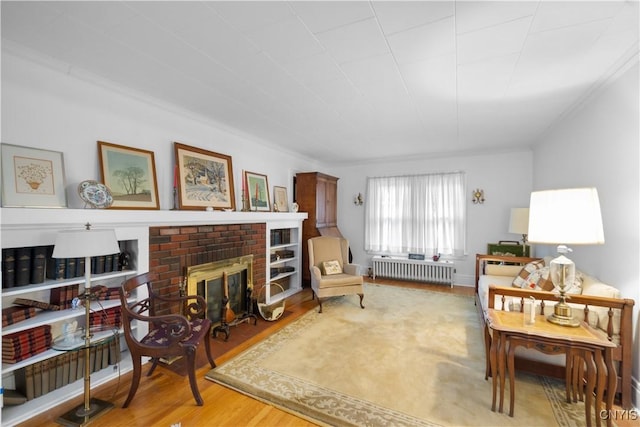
[
  {"left": 15, "top": 364, "right": 35, "bottom": 400},
  {"left": 64, "top": 258, "right": 77, "bottom": 279},
  {"left": 92, "top": 255, "right": 106, "bottom": 274},
  {"left": 49, "top": 355, "right": 58, "bottom": 392},
  {"left": 2, "top": 306, "right": 37, "bottom": 327},
  {"left": 61, "top": 352, "right": 70, "bottom": 387},
  {"left": 30, "top": 246, "right": 47, "bottom": 284},
  {"left": 2, "top": 247, "right": 16, "bottom": 288},
  {"left": 109, "top": 337, "right": 120, "bottom": 365},
  {"left": 41, "top": 358, "right": 51, "bottom": 395},
  {"left": 33, "top": 362, "right": 42, "bottom": 398},
  {"left": 104, "top": 254, "right": 114, "bottom": 273},
  {"left": 15, "top": 247, "right": 31, "bottom": 286},
  {"left": 46, "top": 246, "right": 65, "bottom": 280},
  {"left": 13, "top": 297, "right": 60, "bottom": 311},
  {"left": 75, "top": 257, "right": 86, "bottom": 277},
  {"left": 69, "top": 351, "right": 79, "bottom": 383},
  {"left": 55, "top": 354, "right": 65, "bottom": 389},
  {"left": 49, "top": 286, "right": 65, "bottom": 308}
]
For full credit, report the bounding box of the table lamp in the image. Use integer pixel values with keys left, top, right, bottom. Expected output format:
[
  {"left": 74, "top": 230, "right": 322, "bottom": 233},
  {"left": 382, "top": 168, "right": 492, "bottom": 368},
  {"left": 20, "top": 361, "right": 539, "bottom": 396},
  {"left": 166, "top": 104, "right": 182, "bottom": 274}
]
[
  {"left": 528, "top": 188, "right": 604, "bottom": 327},
  {"left": 53, "top": 223, "right": 120, "bottom": 426},
  {"left": 508, "top": 207, "right": 530, "bottom": 255}
]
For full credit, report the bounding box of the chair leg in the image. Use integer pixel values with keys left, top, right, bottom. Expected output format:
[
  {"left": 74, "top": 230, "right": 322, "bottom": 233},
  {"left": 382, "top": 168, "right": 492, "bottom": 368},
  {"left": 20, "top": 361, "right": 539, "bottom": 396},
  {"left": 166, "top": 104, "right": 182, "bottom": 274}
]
[
  {"left": 123, "top": 356, "right": 142, "bottom": 408},
  {"left": 358, "top": 293, "right": 365, "bottom": 309},
  {"left": 204, "top": 326, "right": 216, "bottom": 369},
  {"left": 147, "top": 357, "right": 160, "bottom": 376},
  {"left": 184, "top": 345, "right": 204, "bottom": 406}
]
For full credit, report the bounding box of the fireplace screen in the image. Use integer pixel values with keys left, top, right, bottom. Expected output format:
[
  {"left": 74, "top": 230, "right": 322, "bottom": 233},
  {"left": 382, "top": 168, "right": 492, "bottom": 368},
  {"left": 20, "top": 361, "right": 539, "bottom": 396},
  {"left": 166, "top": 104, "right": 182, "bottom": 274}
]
[{"left": 186, "top": 255, "right": 253, "bottom": 324}]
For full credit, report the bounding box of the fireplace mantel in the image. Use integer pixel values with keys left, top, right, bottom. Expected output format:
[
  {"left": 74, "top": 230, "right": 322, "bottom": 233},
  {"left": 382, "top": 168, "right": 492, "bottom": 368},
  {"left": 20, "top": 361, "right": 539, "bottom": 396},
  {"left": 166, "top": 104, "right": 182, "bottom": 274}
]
[{"left": 1, "top": 208, "right": 308, "bottom": 230}]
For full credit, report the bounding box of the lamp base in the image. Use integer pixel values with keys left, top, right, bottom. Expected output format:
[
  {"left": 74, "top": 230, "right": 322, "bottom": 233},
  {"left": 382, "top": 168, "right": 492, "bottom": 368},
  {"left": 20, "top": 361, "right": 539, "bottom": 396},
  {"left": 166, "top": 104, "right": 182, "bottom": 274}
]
[
  {"left": 547, "top": 301, "right": 580, "bottom": 327},
  {"left": 57, "top": 398, "right": 114, "bottom": 426}
]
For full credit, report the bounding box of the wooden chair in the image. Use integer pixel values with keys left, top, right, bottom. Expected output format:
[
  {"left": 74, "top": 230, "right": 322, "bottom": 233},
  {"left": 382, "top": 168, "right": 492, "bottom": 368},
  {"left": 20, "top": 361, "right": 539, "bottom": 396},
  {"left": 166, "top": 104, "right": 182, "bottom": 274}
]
[{"left": 119, "top": 272, "right": 215, "bottom": 407}]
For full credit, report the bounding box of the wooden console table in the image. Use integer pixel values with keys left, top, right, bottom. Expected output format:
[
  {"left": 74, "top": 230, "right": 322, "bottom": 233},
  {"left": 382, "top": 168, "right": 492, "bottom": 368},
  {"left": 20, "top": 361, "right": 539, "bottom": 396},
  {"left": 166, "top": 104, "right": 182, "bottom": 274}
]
[{"left": 486, "top": 309, "right": 617, "bottom": 427}]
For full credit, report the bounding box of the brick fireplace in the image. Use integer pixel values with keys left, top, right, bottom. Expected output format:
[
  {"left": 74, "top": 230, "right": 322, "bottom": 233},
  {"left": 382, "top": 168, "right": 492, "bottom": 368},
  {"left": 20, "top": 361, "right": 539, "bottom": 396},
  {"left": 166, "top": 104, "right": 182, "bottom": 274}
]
[{"left": 148, "top": 223, "right": 266, "bottom": 316}]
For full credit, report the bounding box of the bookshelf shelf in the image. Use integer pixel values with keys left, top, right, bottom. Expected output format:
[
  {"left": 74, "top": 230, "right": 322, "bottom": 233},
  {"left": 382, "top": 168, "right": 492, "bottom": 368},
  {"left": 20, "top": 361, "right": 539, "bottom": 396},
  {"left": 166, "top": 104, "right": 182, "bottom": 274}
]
[{"left": 266, "top": 221, "right": 303, "bottom": 305}]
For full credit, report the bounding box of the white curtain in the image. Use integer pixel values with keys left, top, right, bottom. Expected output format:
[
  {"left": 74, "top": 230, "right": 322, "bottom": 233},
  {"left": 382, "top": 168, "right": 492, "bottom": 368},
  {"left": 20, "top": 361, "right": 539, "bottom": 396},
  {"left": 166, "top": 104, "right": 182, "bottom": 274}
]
[{"left": 364, "top": 172, "right": 466, "bottom": 256}]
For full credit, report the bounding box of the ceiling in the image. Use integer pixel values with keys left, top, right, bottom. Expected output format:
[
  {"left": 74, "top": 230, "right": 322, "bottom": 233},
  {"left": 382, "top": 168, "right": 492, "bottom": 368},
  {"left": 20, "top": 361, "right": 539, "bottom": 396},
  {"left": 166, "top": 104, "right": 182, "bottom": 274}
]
[{"left": 2, "top": 1, "right": 638, "bottom": 164}]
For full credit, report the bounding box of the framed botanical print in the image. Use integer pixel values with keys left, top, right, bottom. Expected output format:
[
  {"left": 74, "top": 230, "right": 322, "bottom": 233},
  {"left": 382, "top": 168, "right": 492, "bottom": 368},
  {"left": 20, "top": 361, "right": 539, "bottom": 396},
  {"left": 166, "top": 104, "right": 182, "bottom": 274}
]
[
  {"left": 174, "top": 142, "right": 235, "bottom": 210},
  {"left": 98, "top": 141, "right": 160, "bottom": 209},
  {"left": 245, "top": 171, "right": 271, "bottom": 212},
  {"left": 0, "top": 143, "right": 67, "bottom": 208}
]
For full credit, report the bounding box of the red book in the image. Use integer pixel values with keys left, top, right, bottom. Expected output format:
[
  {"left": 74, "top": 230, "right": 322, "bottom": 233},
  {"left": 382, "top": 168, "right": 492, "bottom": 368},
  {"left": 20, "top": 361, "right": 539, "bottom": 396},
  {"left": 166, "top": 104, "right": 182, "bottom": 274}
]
[
  {"left": 2, "top": 346, "right": 50, "bottom": 364},
  {"left": 2, "top": 306, "right": 37, "bottom": 327}
]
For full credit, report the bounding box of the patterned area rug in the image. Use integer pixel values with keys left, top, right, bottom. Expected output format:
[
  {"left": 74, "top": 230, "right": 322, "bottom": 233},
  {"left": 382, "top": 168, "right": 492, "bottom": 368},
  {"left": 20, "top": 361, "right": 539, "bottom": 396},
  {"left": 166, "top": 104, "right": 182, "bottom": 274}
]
[{"left": 206, "top": 283, "right": 591, "bottom": 427}]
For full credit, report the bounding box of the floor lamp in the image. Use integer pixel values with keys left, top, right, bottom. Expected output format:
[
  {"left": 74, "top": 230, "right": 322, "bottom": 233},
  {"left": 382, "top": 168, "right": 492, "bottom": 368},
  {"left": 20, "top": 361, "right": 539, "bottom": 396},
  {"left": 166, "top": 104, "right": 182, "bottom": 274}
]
[{"left": 53, "top": 223, "right": 120, "bottom": 426}]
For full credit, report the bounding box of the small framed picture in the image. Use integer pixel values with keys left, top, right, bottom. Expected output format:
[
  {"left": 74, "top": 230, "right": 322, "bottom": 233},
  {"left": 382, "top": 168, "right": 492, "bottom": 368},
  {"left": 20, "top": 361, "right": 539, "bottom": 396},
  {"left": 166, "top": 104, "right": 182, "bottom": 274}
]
[
  {"left": 245, "top": 171, "right": 270, "bottom": 212},
  {"left": 174, "top": 142, "right": 235, "bottom": 210},
  {"left": 1, "top": 143, "right": 67, "bottom": 208},
  {"left": 273, "top": 186, "right": 288, "bottom": 212},
  {"left": 98, "top": 141, "right": 160, "bottom": 209}
]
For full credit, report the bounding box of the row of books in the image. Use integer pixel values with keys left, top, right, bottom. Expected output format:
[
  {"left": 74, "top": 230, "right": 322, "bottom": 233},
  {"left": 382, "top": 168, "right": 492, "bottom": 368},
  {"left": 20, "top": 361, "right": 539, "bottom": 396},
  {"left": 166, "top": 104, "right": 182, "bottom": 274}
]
[
  {"left": 270, "top": 228, "right": 292, "bottom": 246},
  {"left": 13, "top": 338, "right": 120, "bottom": 402},
  {"left": 1, "top": 245, "right": 123, "bottom": 288},
  {"left": 90, "top": 306, "right": 122, "bottom": 330},
  {"left": 3, "top": 325, "right": 52, "bottom": 364},
  {"left": 50, "top": 284, "right": 80, "bottom": 310},
  {"left": 2, "top": 306, "right": 37, "bottom": 328}
]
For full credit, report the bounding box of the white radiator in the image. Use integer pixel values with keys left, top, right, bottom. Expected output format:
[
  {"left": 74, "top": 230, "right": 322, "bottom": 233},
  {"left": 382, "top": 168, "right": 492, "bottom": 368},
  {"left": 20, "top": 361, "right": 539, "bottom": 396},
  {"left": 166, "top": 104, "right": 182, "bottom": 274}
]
[{"left": 372, "top": 256, "right": 454, "bottom": 287}]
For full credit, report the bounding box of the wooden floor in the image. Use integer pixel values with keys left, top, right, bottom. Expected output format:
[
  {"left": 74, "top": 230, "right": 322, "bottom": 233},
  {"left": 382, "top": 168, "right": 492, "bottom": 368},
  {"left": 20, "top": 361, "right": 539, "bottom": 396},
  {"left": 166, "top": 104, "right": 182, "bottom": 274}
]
[{"left": 18, "top": 280, "right": 636, "bottom": 426}]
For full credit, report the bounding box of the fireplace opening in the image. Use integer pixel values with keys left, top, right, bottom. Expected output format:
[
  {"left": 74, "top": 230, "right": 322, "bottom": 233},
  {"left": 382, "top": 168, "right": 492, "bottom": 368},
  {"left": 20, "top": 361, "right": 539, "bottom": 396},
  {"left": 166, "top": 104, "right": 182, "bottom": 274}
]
[{"left": 186, "top": 255, "right": 254, "bottom": 324}]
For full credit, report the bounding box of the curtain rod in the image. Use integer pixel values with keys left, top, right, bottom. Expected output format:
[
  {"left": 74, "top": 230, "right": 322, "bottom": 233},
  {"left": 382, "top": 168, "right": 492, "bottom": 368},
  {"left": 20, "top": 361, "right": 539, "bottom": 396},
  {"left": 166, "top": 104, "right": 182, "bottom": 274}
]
[{"left": 367, "top": 171, "right": 465, "bottom": 179}]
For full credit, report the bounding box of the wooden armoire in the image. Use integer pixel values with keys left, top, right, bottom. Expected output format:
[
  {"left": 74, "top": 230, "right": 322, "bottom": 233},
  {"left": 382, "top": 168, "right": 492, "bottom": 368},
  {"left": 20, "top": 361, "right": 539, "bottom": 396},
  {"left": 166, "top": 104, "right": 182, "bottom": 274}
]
[{"left": 295, "top": 172, "right": 343, "bottom": 286}]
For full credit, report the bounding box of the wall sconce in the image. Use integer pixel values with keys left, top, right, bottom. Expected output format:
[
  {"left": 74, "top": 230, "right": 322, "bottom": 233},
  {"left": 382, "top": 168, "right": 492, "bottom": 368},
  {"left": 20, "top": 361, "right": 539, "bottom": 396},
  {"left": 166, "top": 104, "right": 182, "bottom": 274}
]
[
  {"left": 472, "top": 189, "right": 485, "bottom": 204},
  {"left": 354, "top": 193, "right": 364, "bottom": 206}
]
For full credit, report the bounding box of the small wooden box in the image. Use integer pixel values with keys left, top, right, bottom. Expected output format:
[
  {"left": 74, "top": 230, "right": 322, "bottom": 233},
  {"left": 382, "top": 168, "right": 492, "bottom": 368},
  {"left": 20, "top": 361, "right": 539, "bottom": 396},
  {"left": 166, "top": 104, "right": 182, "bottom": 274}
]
[{"left": 487, "top": 242, "right": 530, "bottom": 257}]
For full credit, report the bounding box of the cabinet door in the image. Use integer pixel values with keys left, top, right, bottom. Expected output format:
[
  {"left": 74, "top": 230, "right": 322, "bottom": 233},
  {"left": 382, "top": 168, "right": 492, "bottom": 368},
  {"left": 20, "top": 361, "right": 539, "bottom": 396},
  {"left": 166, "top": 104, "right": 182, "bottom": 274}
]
[
  {"left": 324, "top": 178, "right": 337, "bottom": 227},
  {"left": 315, "top": 179, "right": 327, "bottom": 228}
]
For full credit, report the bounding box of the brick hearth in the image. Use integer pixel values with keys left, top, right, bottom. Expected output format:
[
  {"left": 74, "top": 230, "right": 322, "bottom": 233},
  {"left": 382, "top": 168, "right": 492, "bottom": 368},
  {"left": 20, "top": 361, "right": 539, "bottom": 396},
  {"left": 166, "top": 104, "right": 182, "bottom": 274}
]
[{"left": 148, "top": 223, "right": 266, "bottom": 315}]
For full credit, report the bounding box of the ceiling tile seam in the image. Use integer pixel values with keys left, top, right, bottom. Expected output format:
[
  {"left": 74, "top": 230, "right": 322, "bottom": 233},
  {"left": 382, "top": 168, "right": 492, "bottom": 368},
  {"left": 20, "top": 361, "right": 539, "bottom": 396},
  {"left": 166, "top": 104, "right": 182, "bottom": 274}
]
[
  {"left": 528, "top": 15, "right": 623, "bottom": 36},
  {"left": 368, "top": 0, "right": 430, "bottom": 140},
  {"left": 532, "top": 41, "right": 640, "bottom": 148},
  {"left": 371, "top": 6, "right": 454, "bottom": 37},
  {"left": 118, "top": 2, "right": 310, "bottom": 137},
  {"left": 455, "top": 13, "right": 535, "bottom": 36},
  {"left": 503, "top": 0, "right": 543, "bottom": 100}
]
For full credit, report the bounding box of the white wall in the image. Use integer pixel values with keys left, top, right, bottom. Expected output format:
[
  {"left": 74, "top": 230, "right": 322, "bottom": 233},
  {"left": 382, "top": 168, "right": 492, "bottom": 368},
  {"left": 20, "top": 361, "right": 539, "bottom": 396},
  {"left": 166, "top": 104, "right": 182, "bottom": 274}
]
[
  {"left": 1, "top": 51, "right": 321, "bottom": 210},
  {"left": 532, "top": 62, "right": 640, "bottom": 404},
  {"left": 328, "top": 149, "right": 533, "bottom": 286}
]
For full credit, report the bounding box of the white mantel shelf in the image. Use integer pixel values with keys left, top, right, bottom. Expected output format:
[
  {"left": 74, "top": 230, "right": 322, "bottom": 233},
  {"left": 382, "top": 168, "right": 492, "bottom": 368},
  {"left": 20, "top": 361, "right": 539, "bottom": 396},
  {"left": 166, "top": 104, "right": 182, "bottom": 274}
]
[{"left": 1, "top": 208, "right": 308, "bottom": 230}]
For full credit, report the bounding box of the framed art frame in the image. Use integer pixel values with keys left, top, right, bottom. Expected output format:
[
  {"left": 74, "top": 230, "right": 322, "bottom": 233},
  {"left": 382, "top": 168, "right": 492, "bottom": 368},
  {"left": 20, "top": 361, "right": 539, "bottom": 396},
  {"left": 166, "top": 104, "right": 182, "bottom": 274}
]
[
  {"left": 0, "top": 143, "right": 67, "bottom": 208},
  {"left": 98, "top": 141, "right": 160, "bottom": 210},
  {"left": 174, "top": 142, "right": 235, "bottom": 211},
  {"left": 273, "top": 186, "right": 288, "bottom": 212},
  {"left": 245, "top": 171, "right": 271, "bottom": 212}
]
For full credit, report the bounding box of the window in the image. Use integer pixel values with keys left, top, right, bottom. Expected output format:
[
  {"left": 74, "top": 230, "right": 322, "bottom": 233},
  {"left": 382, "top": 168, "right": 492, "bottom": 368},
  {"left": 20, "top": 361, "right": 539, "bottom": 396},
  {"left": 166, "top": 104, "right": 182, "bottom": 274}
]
[{"left": 364, "top": 172, "right": 466, "bottom": 256}]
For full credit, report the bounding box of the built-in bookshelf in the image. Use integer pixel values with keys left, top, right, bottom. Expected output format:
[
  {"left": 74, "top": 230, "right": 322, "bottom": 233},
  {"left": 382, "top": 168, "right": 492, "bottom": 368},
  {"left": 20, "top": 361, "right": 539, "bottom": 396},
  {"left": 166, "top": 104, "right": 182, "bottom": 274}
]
[
  {"left": 266, "top": 220, "right": 303, "bottom": 305},
  {"left": 1, "top": 209, "right": 150, "bottom": 426}
]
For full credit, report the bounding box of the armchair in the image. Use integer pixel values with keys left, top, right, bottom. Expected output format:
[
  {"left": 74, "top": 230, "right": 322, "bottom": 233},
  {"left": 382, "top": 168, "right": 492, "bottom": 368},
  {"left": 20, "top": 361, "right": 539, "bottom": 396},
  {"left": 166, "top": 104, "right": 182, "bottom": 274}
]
[
  {"left": 308, "top": 236, "right": 365, "bottom": 313},
  {"left": 119, "top": 272, "right": 215, "bottom": 407}
]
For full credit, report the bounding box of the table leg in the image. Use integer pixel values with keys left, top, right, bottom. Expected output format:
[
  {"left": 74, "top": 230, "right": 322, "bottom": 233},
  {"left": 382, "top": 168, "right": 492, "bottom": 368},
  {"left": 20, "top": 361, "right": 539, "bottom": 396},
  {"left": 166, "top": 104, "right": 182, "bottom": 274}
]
[
  {"left": 604, "top": 348, "right": 617, "bottom": 427},
  {"left": 507, "top": 338, "right": 517, "bottom": 417},
  {"left": 594, "top": 349, "right": 608, "bottom": 427},
  {"left": 490, "top": 330, "right": 498, "bottom": 412},
  {"left": 498, "top": 333, "right": 507, "bottom": 414},
  {"left": 565, "top": 348, "right": 573, "bottom": 403},
  {"left": 584, "top": 350, "right": 596, "bottom": 427}
]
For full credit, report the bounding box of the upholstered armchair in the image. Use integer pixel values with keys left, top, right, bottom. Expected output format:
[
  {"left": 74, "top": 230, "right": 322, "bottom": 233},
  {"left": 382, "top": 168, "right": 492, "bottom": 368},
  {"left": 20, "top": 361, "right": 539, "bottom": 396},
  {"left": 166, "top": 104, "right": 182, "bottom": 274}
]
[{"left": 308, "top": 236, "right": 364, "bottom": 313}]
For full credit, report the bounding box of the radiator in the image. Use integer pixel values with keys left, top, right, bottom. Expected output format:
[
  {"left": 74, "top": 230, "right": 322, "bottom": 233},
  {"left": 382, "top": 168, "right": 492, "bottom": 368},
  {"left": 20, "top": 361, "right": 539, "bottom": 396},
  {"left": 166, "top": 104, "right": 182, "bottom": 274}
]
[{"left": 372, "top": 256, "right": 454, "bottom": 287}]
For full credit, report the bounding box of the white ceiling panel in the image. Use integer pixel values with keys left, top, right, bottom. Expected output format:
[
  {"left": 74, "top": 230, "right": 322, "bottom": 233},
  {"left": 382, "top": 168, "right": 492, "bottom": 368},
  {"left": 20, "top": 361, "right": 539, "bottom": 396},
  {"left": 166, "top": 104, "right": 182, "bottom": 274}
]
[{"left": 1, "top": 1, "right": 637, "bottom": 164}]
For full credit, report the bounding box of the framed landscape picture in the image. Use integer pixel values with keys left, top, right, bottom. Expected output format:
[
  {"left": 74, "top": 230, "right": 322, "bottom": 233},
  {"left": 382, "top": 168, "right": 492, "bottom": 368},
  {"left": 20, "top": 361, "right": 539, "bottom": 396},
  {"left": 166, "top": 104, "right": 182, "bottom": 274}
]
[
  {"left": 0, "top": 143, "right": 67, "bottom": 208},
  {"left": 245, "top": 171, "right": 270, "bottom": 212},
  {"left": 98, "top": 141, "right": 159, "bottom": 209},
  {"left": 174, "top": 142, "right": 235, "bottom": 211},
  {"left": 273, "top": 186, "right": 288, "bottom": 212}
]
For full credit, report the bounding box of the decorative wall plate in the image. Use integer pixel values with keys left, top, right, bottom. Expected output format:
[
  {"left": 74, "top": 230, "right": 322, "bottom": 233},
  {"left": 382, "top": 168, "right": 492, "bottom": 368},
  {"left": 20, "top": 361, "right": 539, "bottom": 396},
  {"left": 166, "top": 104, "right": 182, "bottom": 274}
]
[{"left": 78, "top": 180, "right": 113, "bottom": 209}]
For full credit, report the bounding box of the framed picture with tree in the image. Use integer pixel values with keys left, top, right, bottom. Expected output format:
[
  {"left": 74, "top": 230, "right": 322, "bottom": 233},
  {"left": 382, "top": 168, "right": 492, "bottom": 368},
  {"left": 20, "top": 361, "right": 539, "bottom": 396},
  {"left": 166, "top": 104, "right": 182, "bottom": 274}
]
[
  {"left": 98, "top": 141, "right": 160, "bottom": 209},
  {"left": 174, "top": 142, "right": 236, "bottom": 211}
]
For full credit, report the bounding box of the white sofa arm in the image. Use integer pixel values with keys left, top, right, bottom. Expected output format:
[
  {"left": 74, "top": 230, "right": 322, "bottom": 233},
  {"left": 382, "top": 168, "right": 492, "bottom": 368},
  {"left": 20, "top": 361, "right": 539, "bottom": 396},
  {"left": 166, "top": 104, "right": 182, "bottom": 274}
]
[{"left": 343, "top": 264, "right": 359, "bottom": 276}]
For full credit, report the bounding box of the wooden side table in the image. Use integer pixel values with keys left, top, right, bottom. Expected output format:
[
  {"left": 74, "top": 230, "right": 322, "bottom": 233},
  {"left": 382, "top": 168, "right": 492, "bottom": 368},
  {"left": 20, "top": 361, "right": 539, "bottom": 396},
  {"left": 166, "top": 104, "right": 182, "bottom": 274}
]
[{"left": 486, "top": 309, "right": 617, "bottom": 427}]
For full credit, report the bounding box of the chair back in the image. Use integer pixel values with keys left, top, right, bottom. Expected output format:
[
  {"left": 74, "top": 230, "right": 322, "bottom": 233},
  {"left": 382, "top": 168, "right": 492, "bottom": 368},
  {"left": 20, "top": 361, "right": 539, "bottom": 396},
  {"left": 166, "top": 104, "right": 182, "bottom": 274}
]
[
  {"left": 308, "top": 236, "right": 349, "bottom": 269},
  {"left": 119, "top": 272, "right": 156, "bottom": 352}
]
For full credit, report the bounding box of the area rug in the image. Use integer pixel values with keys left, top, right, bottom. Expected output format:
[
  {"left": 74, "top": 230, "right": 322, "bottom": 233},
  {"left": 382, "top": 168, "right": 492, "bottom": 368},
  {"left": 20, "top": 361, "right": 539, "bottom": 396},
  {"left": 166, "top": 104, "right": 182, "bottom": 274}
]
[{"left": 206, "top": 283, "right": 591, "bottom": 427}]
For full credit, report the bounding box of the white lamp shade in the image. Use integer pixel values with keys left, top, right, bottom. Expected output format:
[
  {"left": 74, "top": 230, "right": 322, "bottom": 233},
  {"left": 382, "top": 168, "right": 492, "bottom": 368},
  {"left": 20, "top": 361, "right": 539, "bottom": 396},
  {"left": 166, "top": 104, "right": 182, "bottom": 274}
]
[
  {"left": 52, "top": 227, "right": 120, "bottom": 258},
  {"left": 508, "top": 208, "right": 529, "bottom": 234},
  {"left": 528, "top": 187, "right": 604, "bottom": 245}
]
